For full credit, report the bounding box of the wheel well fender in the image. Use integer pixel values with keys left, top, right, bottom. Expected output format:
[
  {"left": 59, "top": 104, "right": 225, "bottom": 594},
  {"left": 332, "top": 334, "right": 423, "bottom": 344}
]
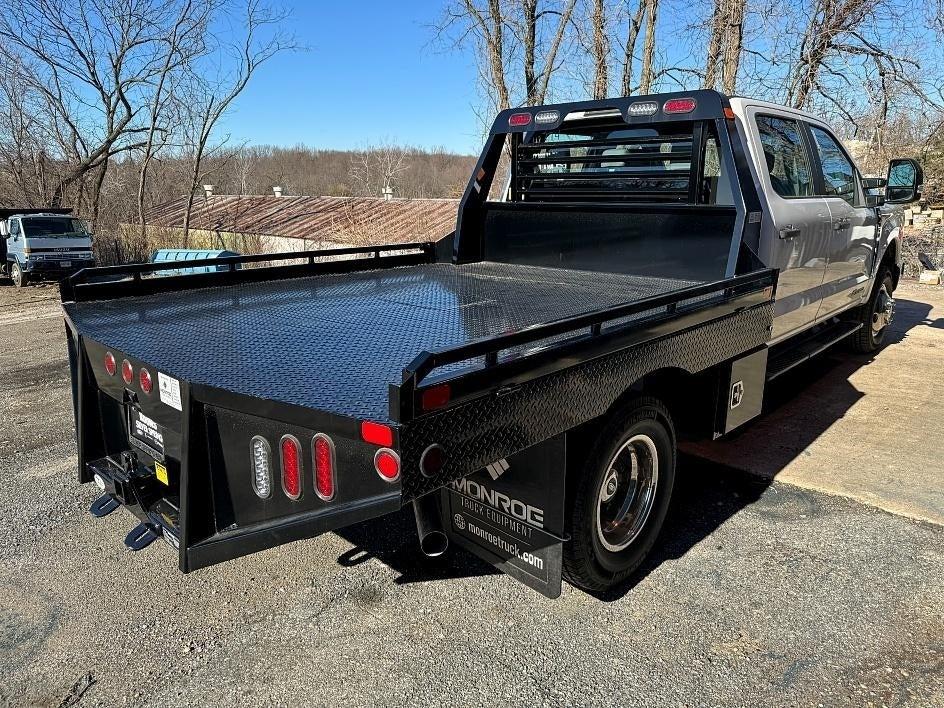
[{"left": 878, "top": 232, "right": 900, "bottom": 288}]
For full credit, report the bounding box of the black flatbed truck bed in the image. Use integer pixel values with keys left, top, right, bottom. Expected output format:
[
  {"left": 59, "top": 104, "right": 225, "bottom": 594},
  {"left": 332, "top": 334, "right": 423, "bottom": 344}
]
[{"left": 62, "top": 90, "right": 780, "bottom": 597}]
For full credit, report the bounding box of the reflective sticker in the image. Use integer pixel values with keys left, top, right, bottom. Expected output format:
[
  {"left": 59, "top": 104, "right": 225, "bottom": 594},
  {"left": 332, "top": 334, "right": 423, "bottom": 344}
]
[
  {"left": 158, "top": 372, "right": 182, "bottom": 411},
  {"left": 155, "top": 461, "right": 169, "bottom": 486}
]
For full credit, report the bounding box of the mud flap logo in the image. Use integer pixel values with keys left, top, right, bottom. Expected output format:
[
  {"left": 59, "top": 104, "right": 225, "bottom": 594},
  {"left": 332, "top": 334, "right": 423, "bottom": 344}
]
[{"left": 730, "top": 380, "right": 744, "bottom": 409}]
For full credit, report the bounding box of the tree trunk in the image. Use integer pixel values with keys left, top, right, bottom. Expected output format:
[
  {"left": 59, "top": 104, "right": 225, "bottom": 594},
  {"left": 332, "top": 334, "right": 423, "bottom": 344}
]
[
  {"left": 704, "top": 0, "right": 724, "bottom": 89},
  {"left": 591, "top": 0, "right": 608, "bottom": 100},
  {"left": 522, "top": 0, "right": 538, "bottom": 103},
  {"left": 620, "top": 1, "right": 646, "bottom": 96},
  {"left": 639, "top": 0, "right": 659, "bottom": 94},
  {"left": 721, "top": 0, "right": 745, "bottom": 94}
]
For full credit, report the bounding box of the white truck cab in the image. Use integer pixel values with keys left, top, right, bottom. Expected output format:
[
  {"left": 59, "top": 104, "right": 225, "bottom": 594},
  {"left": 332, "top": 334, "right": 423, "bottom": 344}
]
[
  {"left": 728, "top": 98, "right": 919, "bottom": 346},
  {"left": 0, "top": 209, "right": 96, "bottom": 287}
]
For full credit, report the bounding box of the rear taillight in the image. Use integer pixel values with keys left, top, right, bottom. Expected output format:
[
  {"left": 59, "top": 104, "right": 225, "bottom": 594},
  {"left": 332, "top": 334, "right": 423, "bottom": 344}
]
[
  {"left": 420, "top": 384, "right": 451, "bottom": 411},
  {"left": 250, "top": 436, "right": 273, "bottom": 499},
  {"left": 374, "top": 449, "right": 401, "bottom": 482},
  {"left": 121, "top": 359, "right": 133, "bottom": 385},
  {"left": 312, "top": 434, "right": 335, "bottom": 501},
  {"left": 139, "top": 368, "right": 153, "bottom": 394},
  {"left": 280, "top": 434, "right": 302, "bottom": 500},
  {"left": 104, "top": 352, "right": 116, "bottom": 376},
  {"left": 663, "top": 97, "right": 697, "bottom": 114}
]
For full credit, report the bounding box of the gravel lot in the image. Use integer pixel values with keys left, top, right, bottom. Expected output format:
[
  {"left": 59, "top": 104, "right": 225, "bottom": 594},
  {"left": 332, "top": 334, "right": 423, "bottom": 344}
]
[{"left": 1, "top": 282, "right": 942, "bottom": 708}]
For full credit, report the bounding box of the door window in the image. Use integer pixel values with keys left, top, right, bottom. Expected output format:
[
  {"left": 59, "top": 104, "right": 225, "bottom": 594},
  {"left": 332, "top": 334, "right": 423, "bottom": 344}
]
[
  {"left": 755, "top": 116, "right": 814, "bottom": 198},
  {"left": 808, "top": 125, "right": 856, "bottom": 205}
]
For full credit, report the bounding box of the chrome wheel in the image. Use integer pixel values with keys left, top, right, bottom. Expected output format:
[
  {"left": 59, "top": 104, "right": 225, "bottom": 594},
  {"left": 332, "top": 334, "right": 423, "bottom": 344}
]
[
  {"left": 595, "top": 434, "right": 659, "bottom": 552},
  {"left": 872, "top": 284, "right": 894, "bottom": 336}
]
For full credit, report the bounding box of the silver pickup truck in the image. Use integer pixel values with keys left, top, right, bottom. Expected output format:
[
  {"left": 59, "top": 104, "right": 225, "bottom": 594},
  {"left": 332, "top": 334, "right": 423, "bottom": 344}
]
[{"left": 61, "top": 90, "right": 923, "bottom": 597}]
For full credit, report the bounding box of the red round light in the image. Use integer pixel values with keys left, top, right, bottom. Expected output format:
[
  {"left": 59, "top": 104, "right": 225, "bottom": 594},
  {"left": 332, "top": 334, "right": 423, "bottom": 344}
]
[
  {"left": 121, "top": 359, "right": 133, "bottom": 385},
  {"left": 374, "top": 449, "right": 401, "bottom": 482},
  {"left": 104, "top": 352, "right": 116, "bottom": 376},
  {"left": 139, "top": 368, "right": 153, "bottom": 394},
  {"left": 280, "top": 435, "right": 302, "bottom": 500}
]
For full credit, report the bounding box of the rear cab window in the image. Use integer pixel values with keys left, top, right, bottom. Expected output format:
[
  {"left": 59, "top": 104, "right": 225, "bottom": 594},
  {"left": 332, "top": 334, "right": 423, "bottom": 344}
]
[{"left": 755, "top": 115, "right": 814, "bottom": 198}]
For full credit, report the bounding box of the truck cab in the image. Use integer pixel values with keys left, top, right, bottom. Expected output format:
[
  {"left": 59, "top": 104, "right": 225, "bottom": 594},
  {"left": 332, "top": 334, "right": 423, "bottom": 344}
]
[{"left": 1, "top": 209, "right": 96, "bottom": 287}]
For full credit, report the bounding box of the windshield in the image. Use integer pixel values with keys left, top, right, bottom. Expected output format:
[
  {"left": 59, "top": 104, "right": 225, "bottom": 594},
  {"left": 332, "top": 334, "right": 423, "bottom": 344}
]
[{"left": 22, "top": 217, "right": 87, "bottom": 238}]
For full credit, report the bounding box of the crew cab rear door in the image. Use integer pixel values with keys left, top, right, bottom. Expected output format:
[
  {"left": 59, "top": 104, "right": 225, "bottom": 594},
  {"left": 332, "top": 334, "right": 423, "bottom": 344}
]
[
  {"left": 747, "top": 110, "right": 831, "bottom": 341},
  {"left": 803, "top": 123, "right": 876, "bottom": 320}
]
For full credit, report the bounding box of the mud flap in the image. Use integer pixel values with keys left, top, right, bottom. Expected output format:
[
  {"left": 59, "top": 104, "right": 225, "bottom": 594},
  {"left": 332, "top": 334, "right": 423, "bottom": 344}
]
[{"left": 441, "top": 434, "right": 567, "bottom": 598}]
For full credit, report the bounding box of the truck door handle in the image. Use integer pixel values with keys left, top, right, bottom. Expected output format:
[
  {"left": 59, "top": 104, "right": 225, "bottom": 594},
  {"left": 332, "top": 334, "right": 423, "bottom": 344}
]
[{"left": 778, "top": 226, "right": 801, "bottom": 239}]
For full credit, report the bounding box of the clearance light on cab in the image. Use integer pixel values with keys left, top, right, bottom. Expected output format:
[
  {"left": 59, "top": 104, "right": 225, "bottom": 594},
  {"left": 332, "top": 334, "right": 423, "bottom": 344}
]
[
  {"left": 663, "top": 97, "right": 697, "bottom": 114},
  {"left": 508, "top": 112, "right": 532, "bottom": 127},
  {"left": 250, "top": 436, "right": 273, "bottom": 499},
  {"left": 627, "top": 101, "right": 658, "bottom": 117}
]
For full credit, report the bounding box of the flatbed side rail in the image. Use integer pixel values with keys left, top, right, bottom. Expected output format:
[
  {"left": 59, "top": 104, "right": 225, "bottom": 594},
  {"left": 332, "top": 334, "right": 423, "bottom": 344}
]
[
  {"left": 60, "top": 242, "right": 437, "bottom": 303},
  {"left": 394, "top": 267, "right": 777, "bottom": 421}
]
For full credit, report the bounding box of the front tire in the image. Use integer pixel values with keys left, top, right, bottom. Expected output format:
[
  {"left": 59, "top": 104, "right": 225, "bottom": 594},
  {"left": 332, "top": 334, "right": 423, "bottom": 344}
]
[
  {"left": 562, "top": 396, "right": 676, "bottom": 592},
  {"left": 10, "top": 260, "right": 26, "bottom": 288},
  {"left": 849, "top": 269, "right": 894, "bottom": 353}
]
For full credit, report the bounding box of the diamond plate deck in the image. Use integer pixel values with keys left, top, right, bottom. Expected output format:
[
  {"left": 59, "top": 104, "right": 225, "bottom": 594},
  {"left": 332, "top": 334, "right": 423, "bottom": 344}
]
[{"left": 65, "top": 262, "right": 698, "bottom": 422}]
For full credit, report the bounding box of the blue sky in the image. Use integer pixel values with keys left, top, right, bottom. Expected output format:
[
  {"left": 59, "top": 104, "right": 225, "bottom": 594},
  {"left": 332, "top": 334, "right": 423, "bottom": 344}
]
[{"left": 220, "top": 2, "right": 483, "bottom": 155}]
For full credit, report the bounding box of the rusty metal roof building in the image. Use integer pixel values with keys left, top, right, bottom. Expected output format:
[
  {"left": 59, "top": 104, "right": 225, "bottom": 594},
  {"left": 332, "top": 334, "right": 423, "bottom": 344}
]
[{"left": 144, "top": 195, "right": 460, "bottom": 245}]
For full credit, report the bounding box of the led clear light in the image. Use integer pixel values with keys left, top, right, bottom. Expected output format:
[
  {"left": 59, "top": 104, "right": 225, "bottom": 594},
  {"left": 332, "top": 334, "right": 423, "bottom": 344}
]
[
  {"left": 250, "top": 436, "right": 272, "bottom": 499},
  {"left": 534, "top": 110, "right": 559, "bottom": 124},
  {"left": 627, "top": 101, "right": 658, "bottom": 117}
]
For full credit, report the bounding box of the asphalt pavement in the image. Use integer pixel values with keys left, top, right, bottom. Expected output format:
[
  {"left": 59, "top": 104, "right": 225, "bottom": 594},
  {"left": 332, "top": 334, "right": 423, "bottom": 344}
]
[{"left": 0, "top": 282, "right": 941, "bottom": 708}]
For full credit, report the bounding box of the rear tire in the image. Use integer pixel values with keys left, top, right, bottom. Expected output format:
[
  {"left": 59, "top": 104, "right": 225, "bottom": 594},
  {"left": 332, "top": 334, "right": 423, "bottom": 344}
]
[
  {"left": 849, "top": 269, "right": 894, "bottom": 353},
  {"left": 562, "top": 396, "right": 676, "bottom": 593},
  {"left": 10, "top": 260, "right": 26, "bottom": 288}
]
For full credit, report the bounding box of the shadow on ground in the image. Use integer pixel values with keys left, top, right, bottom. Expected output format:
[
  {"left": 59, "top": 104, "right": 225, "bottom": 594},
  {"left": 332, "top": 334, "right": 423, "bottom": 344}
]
[{"left": 334, "top": 298, "right": 934, "bottom": 598}]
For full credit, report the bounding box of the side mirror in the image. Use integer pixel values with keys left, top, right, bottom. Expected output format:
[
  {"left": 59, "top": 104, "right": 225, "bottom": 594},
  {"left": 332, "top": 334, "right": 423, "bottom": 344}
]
[{"left": 885, "top": 158, "right": 924, "bottom": 204}]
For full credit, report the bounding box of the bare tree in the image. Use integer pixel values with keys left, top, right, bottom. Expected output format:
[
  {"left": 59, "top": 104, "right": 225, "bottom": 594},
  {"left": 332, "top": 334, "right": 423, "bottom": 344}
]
[
  {"left": 619, "top": 0, "right": 647, "bottom": 96},
  {"left": 638, "top": 0, "right": 660, "bottom": 94},
  {"left": 349, "top": 141, "right": 411, "bottom": 198},
  {"left": 178, "top": 0, "right": 294, "bottom": 246},
  {"left": 589, "top": 0, "right": 609, "bottom": 99},
  {"left": 704, "top": 0, "right": 746, "bottom": 93}
]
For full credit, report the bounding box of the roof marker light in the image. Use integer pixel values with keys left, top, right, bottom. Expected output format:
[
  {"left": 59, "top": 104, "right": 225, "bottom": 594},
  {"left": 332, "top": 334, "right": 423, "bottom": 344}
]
[
  {"left": 627, "top": 101, "right": 658, "bottom": 117},
  {"left": 508, "top": 112, "right": 532, "bottom": 127},
  {"left": 663, "top": 97, "right": 697, "bottom": 114},
  {"left": 361, "top": 421, "right": 394, "bottom": 447},
  {"left": 250, "top": 436, "right": 273, "bottom": 499},
  {"left": 280, "top": 434, "right": 302, "bottom": 500},
  {"left": 313, "top": 434, "right": 336, "bottom": 501},
  {"left": 534, "top": 110, "right": 559, "bottom": 124}
]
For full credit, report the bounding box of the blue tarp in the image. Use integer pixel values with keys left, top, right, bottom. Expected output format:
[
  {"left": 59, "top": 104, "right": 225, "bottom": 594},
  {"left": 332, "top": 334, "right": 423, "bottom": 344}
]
[{"left": 149, "top": 249, "right": 240, "bottom": 276}]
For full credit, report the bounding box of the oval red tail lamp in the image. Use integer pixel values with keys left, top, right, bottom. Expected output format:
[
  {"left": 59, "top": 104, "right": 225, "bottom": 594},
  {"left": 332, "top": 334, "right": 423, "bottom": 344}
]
[
  {"left": 361, "top": 421, "right": 394, "bottom": 447},
  {"left": 139, "top": 368, "right": 153, "bottom": 394},
  {"left": 663, "top": 97, "right": 697, "bottom": 114},
  {"left": 312, "top": 434, "right": 335, "bottom": 501},
  {"left": 280, "top": 434, "right": 302, "bottom": 500},
  {"left": 374, "top": 449, "right": 401, "bottom": 482},
  {"left": 104, "top": 352, "right": 117, "bottom": 376},
  {"left": 121, "top": 359, "right": 133, "bottom": 385},
  {"left": 508, "top": 112, "right": 532, "bottom": 127}
]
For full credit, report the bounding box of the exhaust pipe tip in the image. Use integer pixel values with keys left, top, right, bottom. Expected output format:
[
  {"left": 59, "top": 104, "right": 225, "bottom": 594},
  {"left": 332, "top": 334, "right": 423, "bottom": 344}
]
[
  {"left": 413, "top": 492, "right": 449, "bottom": 558},
  {"left": 419, "top": 529, "right": 449, "bottom": 557}
]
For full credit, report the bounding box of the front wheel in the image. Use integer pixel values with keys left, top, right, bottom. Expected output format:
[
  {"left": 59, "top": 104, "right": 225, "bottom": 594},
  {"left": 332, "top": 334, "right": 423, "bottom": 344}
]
[
  {"left": 849, "top": 269, "right": 894, "bottom": 353},
  {"left": 562, "top": 396, "right": 676, "bottom": 592},
  {"left": 10, "top": 260, "right": 26, "bottom": 288}
]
